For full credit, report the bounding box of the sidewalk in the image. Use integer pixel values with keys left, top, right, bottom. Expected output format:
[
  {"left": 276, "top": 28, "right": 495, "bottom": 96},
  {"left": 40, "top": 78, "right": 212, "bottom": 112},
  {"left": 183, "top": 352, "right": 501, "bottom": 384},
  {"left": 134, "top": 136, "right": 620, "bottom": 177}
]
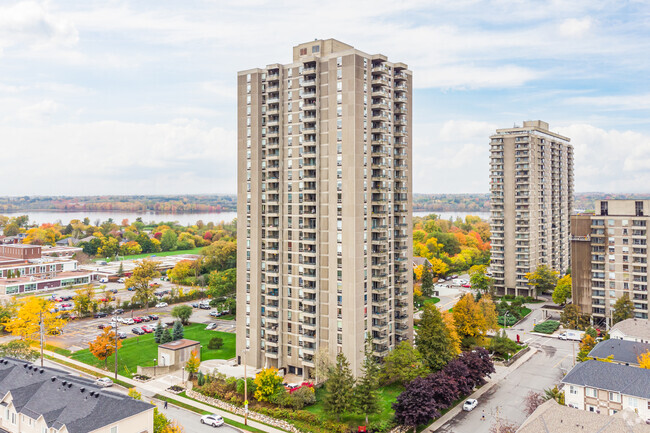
[
  {"left": 44, "top": 350, "right": 288, "bottom": 433},
  {"left": 423, "top": 346, "right": 538, "bottom": 432}
]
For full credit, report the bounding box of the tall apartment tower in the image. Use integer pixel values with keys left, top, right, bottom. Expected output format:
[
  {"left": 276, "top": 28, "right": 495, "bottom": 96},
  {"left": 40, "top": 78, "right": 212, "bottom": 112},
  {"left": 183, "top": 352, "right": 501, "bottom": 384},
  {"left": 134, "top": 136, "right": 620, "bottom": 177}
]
[
  {"left": 236, "top": 39, "right": 413, "bottom": 378},
  {"left": 489, "top": 120, "right": 574, "bottom": 296},
  {"left": 571, "top": 200, "right": 650, "bottom": 327}
]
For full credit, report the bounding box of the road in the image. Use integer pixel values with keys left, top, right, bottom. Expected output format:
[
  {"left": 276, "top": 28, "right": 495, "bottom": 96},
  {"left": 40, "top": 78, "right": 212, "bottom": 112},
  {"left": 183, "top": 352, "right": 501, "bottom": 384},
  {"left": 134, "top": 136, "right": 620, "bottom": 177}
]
[
  {"left": 434, "top": 335, "right": 575, "bottom": 432},
  {"left": 159, "top": 402, "right": 241, "bottom": 433}
]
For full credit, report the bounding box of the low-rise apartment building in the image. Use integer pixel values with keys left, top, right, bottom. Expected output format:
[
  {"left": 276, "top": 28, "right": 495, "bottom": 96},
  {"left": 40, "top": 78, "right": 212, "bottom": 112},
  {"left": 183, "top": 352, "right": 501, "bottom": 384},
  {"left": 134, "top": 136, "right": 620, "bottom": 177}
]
[
  {"left": 610, "top": 318, "right": 650, "bottom": 343},
  {"left": 571, "top": 200, "right": 650, "bottom": 327},
  {"left": 0, "top": 357, "right": 154, "bottom": 433},
  {"left": 562, "top": 360, "right": 650, "bottom": 422},
  {"left": 587, "top": 339, "right": 650, "bottom": 367}
]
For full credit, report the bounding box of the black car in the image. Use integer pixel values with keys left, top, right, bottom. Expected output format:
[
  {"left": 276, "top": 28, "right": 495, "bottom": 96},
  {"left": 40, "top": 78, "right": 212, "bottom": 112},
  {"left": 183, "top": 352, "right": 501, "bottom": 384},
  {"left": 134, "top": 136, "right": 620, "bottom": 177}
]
[
  {"left": 141, "top": 316, "right": 151, "bottom": 322},
  {"left": 94, "top": 312, "right": 108, "bottom": 318},
  {"left": 113, "top": 309, "right": 124, "bottom": 315},
  {"left": 191, "top": 303, "right": 199, "bottom": 308},
  {"left": 148, "top": 314, "right": 159, "bottom": 320},
  {"left": 132, "top": 327, "right": 144, "bottom": 335}
]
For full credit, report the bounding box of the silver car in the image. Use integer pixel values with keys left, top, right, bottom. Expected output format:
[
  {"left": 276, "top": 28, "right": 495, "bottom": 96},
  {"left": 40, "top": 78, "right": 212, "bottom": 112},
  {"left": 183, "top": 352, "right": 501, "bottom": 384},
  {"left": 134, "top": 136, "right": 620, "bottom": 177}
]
[{"left": 94, "top": 377, "right": 113, "bottom": 387}]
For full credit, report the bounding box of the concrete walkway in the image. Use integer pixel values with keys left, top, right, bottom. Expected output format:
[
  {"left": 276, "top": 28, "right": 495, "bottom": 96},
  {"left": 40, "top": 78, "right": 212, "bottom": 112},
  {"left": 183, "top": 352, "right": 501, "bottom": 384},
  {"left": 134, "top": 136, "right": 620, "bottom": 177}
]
[
  {"left": 43, "top": 350, "right": 289, "bottom": 433},
  {"left": 423, "top": 347, "right": 538, "bottom": 432}
]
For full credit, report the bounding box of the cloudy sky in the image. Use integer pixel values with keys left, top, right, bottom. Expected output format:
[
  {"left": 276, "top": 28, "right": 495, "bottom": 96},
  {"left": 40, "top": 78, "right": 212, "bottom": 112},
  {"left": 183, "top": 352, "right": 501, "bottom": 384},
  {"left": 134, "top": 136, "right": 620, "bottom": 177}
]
[{"left": 1, "top": 0, "right": 650, "bottom": 196}]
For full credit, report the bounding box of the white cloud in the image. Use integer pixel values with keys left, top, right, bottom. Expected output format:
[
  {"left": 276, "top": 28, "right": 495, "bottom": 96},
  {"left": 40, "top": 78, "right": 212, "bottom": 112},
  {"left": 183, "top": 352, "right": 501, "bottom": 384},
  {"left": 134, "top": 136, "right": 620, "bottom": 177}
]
[
  {"left": 566, "top": 93, "right": 650, "bottom": 111},
  {"left": 559, "top": 17, "right": 592, "bottom": 37}
]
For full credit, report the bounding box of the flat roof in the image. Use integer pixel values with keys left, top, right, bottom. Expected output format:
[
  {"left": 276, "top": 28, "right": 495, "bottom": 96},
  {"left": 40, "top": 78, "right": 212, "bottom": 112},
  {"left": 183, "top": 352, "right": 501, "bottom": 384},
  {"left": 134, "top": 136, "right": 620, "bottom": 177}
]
[
  {"left": 0, "top": 271, "right": 95, "bottom": 287},
  {"left": 159, "top": 339, "right": 200, "bottom": 351}
]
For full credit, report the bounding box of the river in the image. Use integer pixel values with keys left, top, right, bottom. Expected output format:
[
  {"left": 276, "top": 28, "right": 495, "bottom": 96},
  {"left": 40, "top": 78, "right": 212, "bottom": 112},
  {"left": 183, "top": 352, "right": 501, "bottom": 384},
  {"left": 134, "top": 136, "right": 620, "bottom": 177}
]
[{"left": 2, "top": 210, "right": 489, "bottom": 226}]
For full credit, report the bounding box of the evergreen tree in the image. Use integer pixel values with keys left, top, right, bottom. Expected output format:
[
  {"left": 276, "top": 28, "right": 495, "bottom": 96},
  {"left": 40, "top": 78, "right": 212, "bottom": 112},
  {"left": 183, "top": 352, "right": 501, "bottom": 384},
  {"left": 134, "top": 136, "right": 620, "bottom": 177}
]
[
  {"left": 613, "top": 293, "right": 635, "bottom": 324},
  {"left": 172, "top": 320, "right": 184, "bottom": 340},
  {"left": 154, "top": 321, "right": 164, "bottom": 343},
  {"left": 160, "top": 328, "right": 173, "bottom": 344},
  {"left": 117, "top": 262, "right": 125, "bottom": 277},
  {"left": 421, "top": 266, "right": 434, "bottom": 297},
  {"left": 324, "top": 352, "right": 354, "bottom": 421},
  {"left": 354, "top": 336, "right": 381, "bottom": 425},
  {"left": 416, "top": 303, "right": 456, "bottom": 371}
]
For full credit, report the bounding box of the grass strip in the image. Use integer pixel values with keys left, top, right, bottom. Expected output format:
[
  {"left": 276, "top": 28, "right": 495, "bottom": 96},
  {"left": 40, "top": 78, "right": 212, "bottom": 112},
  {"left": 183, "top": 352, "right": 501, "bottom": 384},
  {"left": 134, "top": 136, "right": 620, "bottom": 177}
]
[
  {"left": 154, "top": 394, "right": 267, "bottom": 433},
  {"left": 43, "top": 355, "right": 132, "bottom": 388}
]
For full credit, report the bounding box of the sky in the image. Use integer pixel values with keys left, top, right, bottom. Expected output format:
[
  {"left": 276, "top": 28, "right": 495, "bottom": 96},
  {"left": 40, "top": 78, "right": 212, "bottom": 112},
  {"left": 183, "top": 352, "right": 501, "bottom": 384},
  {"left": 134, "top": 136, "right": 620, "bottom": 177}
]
[{"left": 1, "top": 0, "right": 650, "bottom": 196}]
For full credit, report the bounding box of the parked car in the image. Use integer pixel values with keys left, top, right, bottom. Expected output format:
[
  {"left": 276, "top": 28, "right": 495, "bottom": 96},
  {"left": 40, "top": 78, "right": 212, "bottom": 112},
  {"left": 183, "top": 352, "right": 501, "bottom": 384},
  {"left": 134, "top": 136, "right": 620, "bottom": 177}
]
[
  {"left": 141, "top": 325, "right": 153, "bottom": 333},
  {"left": 200, "top": 414, "right": 224, "bottom": 427},
  {"left": 155, "top": 302, "right": 168, "bottom": 308},
  {"left": 97, "top": 323, "right": 107, "bottom": 330},
  {"left": 117, "top": 331, "right": 127, "bottom": 339},
  {"left": 148, "top": 314, "right": 159, "bottom": 320},
  {"left": 133, "top": 317, "right": 143, "bottom": 323},
  {"left": 191, "top": 303, "right": 199, "bottom": 308},
  {"left": 113, "top": 308, "right": 124, "bottom": 315},
  {"left": 94, "top": 312, "right": 108, "bottom": 318},
  {"left": 94, "top": 377, "right": 113, "bottom": 387},
  {"left": 199, "top": 303, "right": 211, "bottom": 310},
  {"left": 210, "top": 311, "right": 221, "bottom": 318},
  {"left": 206, "top": 323, "right": 217, "bottom": 330},
  {"left": 99, "top": 278, "right": 109, "bottom": 283},
  {"left": 463, "top": 399, "right": 478, "bottom": 411},
  {"left": 132, "top": 327, "right": 144, "bottom": 335},
  {"left": 117, "top": 278, "right": 125, "bottom": 283},
  {"left": 123, "top": 318, "right": 135, "bottom": 325},
  {"left": 461, "top": 283, "right": 472, "bottom": 288},
  {"left": 558, "top": 330, "right": 585, "bottom": 341},
  {"left": 149, "top": 283, "right": 161, "bottom": 289},
  {"left": 140, "top": 316, "right": 151, "bottom": 322},
  {"left": 127, "top": 286, "right": 135, "bottom": 291}
]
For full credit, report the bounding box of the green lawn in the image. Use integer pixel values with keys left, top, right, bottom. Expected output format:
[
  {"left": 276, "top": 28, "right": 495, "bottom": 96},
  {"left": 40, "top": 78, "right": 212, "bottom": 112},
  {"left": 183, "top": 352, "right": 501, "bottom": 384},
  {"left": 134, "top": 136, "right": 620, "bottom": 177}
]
[
  {"left": 94, "top": 247, "right": 205, "bottom": 262},
  {"left": 306, "top": 382, "right": 403, "bottom": 427},
  {"left": 422, "top": 296, "right": 441, "bottom": 305},
  {"left": 69, "top": 323, "right": 235, "bottom": 377}
]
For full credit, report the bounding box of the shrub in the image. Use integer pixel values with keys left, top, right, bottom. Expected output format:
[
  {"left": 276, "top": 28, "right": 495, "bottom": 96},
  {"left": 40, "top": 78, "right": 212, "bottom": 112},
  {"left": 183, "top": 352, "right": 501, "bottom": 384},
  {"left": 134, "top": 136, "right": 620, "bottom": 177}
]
[
  {"left": 368, "top": 419, "right": 398, "bottom": 433},
  {"left": 235, "top": 377, "right": 256, "bottom": 397},
  {"left": 290, "top": 386, "right": 316, "bottom": 409},
  {"left": 488, "top": 330, "right": 520, "bottom": 359},
  {"left": 197, "top": 372, "right": 205, "bottom": 386},
  {"left": 208, "top": 337, "right": 223, "bottom": 350},
  {"left": 533, "top": 320, "right": 560, "bottom": 334},
  {"left": 497, "top": 315, "right": 518, "bottom": 326}
]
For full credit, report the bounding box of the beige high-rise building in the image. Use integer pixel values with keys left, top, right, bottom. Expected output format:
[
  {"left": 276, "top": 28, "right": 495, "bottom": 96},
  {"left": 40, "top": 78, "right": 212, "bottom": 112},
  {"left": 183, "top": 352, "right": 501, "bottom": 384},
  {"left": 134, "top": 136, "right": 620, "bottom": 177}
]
[
  {"left": 236, "top": 39, "right": 413, "bottom": 378},
  {"left": 571, "top": 200, "right": 649, "bottom": 327},
  {"left": 489, "top": 121, "right": 574, "bottom": 296}
]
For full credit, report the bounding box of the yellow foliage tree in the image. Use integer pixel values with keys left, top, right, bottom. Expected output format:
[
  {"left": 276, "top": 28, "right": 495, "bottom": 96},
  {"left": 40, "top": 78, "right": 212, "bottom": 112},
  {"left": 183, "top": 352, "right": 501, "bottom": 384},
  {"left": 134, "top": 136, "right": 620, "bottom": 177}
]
[
  {"left": 413, "top": 265, "right": 424, "bottom": 282},
  {"left": 3, "top": 296, "right": 66, "bottom": 340},
  {"left": 442, "top": 311, "right": 461, "bottom": 356},
  {"left": 429, "top": 256, "right": 449, "bottom": 276},
  {"left": 162, "top": 423, "right": 185, "bottom": 433},
  {"left": 184, "top": 349, "right": 200, "bottom": 379},
  {"left": 254, "top": 367, "right": 283, "bottom": 402},
  {"left": 638, "top": 351, "right": 650, "bottom": 369},
  {"left": 413, "top": 285, "right": 423, "bottom": 297},
  {"left": 89, "top": 327, "right": 122, "bottom": 369},
  {"left": 478, "top": 295, "right": 499, "bottom": 331},
  {"left": 452, "top": 293, "right": 486, "bottom": 338}
]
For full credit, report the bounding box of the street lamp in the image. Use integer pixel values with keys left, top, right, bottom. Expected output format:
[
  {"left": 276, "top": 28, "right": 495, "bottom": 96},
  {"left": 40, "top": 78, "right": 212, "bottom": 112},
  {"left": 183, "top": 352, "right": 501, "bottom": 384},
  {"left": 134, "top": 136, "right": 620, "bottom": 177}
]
[
  {"left": 242, "top": 348, "right": 249, "bottom": 426},
  {"left": 153, "top": 358, "right": 157, "bottom": 377}
]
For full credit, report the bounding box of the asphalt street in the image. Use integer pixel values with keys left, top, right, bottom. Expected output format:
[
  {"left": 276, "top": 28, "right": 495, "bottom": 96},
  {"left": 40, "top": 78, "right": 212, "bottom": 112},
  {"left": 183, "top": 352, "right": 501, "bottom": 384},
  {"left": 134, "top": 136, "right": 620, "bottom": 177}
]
[{"left": 159, "top": 402, "right": 242, "bottom": 433}]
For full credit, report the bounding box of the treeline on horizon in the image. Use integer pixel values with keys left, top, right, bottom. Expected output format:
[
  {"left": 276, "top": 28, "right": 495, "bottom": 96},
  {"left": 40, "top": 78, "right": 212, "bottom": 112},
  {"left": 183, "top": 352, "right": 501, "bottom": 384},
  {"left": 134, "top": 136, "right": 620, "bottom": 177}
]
[{"left": 1, "top": 192, "right": 648, "bottom": 213}]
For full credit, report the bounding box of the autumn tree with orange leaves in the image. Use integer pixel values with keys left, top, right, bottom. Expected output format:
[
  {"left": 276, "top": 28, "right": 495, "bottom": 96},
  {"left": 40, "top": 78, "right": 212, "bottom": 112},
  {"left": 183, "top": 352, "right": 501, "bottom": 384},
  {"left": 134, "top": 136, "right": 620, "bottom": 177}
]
[{"left": 89, "top": 327, "right": 122, "bottom": 369}]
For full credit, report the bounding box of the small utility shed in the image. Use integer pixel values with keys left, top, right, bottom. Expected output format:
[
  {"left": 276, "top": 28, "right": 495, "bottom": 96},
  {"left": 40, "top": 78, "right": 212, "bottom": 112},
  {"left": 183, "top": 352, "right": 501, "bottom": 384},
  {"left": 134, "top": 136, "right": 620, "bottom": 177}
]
[{"left": 158, "top": 339, "right": 200, "bottom": 367}]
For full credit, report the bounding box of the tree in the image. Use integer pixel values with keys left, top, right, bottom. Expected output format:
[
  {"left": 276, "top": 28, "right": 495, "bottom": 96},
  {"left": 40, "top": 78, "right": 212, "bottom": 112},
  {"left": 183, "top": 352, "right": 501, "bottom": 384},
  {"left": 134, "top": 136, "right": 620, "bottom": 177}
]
[
  {"left": 612, "top": 293, "right": 635, "bottom": 324},
  {"left": 171, "top": 305, "right": 193, "bottom": 325},
  {"left": 441, "top": 311, "right": 461, "bottom": 356},
  {"left": 126, "top": 259, "right": 160, "bottom": 311},
  {"left": 89, "top": 327, "right": 122, "bottom": 369},
  {"left": 426, "top": 371, "right": 459, "bottom": 410},
  {"left": 415, "top": 303, "right": 456, "bottom": 371},
  {"left": 637, "top": 350, "right": 650, "bottom": 369},
  {"left": 208, "top": 337, "right": 223, "bottom": 350},
  {"left": 552, "top": 274, "right": 572, "bottom": 305},
  {"left": 177, "top": 232, "right": 196, "bottom": 250},
  {"left": 524, "top": 391, "right": 545, "bottom": 416},
  {"left": 393, "top": 376, "right": 440, "bottom": 431},
  {"left": 74, "top": 284, "right": 95, "bottom": 317},
  {"left": 3, "top": 296, "right": 66, "bottom": 340},
  {"left": 469, "top": 265, "right": 493, "bottom": 295},
  {"left": 413, "top": 264, "right": 424, "bottom": 282},
  {"left": 167, "top": 260, "right": 194, "bottom": 284},
  {"left": 162, "top": 423, "right": 185, "bottom": 433},
  {"left": 544, "top": 386, "right": 565, "bottom": 405},
  {"left": 577, "top": 334, "right": 596, "bottom": 362},
  {"left": 184, "top": 349, "right": 200, "bottom": 379},
  {"left": 154, "top": 321, "right": 164, "bottom": 343},
  {"left": 201, "top": 240, "right": 237, "bottom": 272},
  {"left": 323, "top": 352, "right": 355, "bottom": 421},
  {"left": 452, "top": 293, "right": 486, "bottom": 339},
  {"left": 354, "top": 336, "right": 381, "bottom": 425},
  {"left": 478, "top": 295, "right": 499, "bottom": 332},
  {"left": 0, "top": 340, "right": 39, "bottom": 361},
  {"left": 207, "top": 268, "right": 237, "bottom": 298},
  {"left": 314, "top": 346, "right": 333, "bottom": 383},
  {"left": 560, "top": 304, "right": 591, "bottom": 330},
  {"left": 253, "top": 367, "right": 283, "bottom": 402},
  {"left": 382, "top": 341, "right": 428, "bottom": 386},
  {"left": 489, "top": 330, "right": 520, "bottom": 359},
  {"left": 160, "top": 329, "right": 173, "bottom": 344},
  {"left": 421, "top": 266, "right": 434, "bottom": 297},
  {"left": 172, "top": 320, "right": 184, "bottom": 340},
  {"left": 525, "top": 265, "right": 559, "bottom": 299},
  {"left": 117, "top": 262, "right": 125, "bottom": 277},
  {"left": 160, "top": 230, "right": 178, "bottom": 252}
]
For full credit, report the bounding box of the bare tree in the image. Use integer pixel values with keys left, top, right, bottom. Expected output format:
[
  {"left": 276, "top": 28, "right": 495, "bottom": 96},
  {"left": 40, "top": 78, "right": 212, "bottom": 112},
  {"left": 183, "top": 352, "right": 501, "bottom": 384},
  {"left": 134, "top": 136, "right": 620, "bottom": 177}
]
[{"left": 524, "top": 390, "right": 545, "bottom": 416}]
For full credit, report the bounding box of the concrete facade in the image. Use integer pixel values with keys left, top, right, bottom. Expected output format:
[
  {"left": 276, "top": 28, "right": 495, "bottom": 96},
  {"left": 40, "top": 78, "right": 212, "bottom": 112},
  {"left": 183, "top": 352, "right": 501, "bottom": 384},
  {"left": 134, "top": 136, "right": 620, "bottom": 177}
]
[
  {"left": 158, "top": 339, "right": 201, "bottom": 367},
  {"left": 236, "top": 39, "right": 413, "bottom": 378},
  {"left": 490, "top": 120, "right": 574, "bottom": 296},
  {"left": 571, "top": 200, "right": 650, "bottom": 327}
]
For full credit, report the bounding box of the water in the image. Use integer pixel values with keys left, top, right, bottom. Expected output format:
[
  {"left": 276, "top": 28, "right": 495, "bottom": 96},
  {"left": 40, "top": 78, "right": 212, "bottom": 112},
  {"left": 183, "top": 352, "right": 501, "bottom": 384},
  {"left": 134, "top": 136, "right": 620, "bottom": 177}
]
[{"left": 2, "top": 210, "right": 489, "bottom": 227}]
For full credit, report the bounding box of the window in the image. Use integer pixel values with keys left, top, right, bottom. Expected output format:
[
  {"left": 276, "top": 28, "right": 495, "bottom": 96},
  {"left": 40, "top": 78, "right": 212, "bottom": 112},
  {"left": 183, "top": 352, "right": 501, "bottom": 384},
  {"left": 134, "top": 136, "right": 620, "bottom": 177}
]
[
  {"left": 300, "top": 48, "right": 307, "bottom": 56},
  {"left": 609, "top": 392, "right": 621, "bottom": 403},
  {"left": 628, "top": 397, "right": 638, "bottom": 408},
  {"left": 586, "top": 388, "right": 597, "bottom": 398},
  {"left": 569, "top": 386, "right": 577, "bottom": 395}
]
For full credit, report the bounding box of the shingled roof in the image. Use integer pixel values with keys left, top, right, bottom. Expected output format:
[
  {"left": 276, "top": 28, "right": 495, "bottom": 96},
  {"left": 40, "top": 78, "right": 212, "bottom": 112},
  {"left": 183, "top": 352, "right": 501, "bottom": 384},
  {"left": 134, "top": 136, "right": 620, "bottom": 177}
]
[
  {"left": 561, "top": 360, "right": 650, "bottom": 399},
  {"left": 0, "top": 357, "right": 153, "bottom": 433},
  {"left": 588, "top": 339, "right": 650, "bottom": 366}
]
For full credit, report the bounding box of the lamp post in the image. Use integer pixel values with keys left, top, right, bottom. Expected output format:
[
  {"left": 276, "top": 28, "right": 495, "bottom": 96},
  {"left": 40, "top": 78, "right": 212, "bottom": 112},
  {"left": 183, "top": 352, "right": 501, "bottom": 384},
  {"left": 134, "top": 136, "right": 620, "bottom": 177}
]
[
  {"left": 154, "top": 358, "right": 157, "bottom": 377},
  {"left": 243, "top": 348, "right": 249, "bottom": 426},
  {"left": 114, "top": 313, "right": 119, "bottom": 381}
]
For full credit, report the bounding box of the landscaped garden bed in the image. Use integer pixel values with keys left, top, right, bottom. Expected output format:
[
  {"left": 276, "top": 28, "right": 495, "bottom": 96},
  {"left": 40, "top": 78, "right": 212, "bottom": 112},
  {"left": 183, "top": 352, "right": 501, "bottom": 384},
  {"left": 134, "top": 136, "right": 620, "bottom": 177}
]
[
  {"left": 533, "top": 320, "right": 560, "bottom": 334},
  {"left": 167, "top": 385, "right": 185, "bottom": 394}
]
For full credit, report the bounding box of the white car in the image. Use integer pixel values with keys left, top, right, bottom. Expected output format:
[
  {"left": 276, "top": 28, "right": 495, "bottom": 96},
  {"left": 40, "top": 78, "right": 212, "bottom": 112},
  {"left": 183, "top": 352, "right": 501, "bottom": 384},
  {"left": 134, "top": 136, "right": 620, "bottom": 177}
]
[
  {"left": 118, "top": 278, "right": 125, "bottom": 283},
  {"left": 123, "top": 318, "right": 135, "bottom": 325},
  {"left": 155, "top": 302, "right": 168, "bottom": 308},
  {"left": 206, "top": 323, "right": 217, "bottom": 330},
  {"left": 94, "top": 377, "right": 113, "bottom": 387},
  {"left": 463, "top": 399, "right": 478, "bottom": 411},
  {"left": 200, "top": 414, "right": 224, "bottom": 427}
]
